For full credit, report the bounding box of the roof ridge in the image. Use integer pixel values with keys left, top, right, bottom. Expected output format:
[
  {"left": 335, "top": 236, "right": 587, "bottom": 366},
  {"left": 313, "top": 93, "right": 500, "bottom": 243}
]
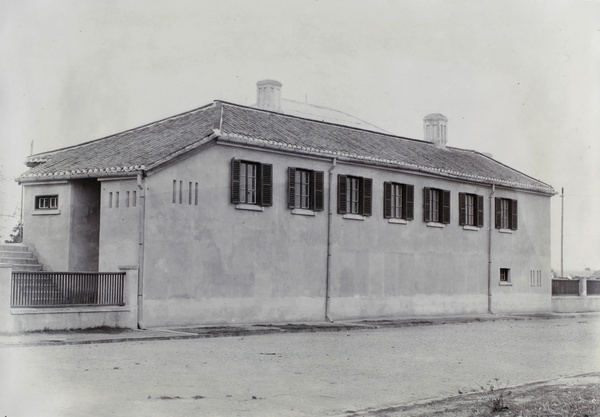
[
  {"left": 216, "top": 100, "right": 428, "bottom": 144},
  {"left": 27, "top": 102, "right": 217, "bottom": 160},
  {"left": 280, "top": 98, "right": 391, "bottom": 133}
]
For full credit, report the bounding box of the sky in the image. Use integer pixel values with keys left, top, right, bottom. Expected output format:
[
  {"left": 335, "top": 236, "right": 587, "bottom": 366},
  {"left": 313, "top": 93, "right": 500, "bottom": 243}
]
[{"left": 1, "top": 0, "right": 599, "bottom": 271}]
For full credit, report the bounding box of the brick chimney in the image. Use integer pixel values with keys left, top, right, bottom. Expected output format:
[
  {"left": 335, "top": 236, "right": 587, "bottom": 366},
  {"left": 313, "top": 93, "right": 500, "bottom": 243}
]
[
  {"left": 423, "top": 113, "right": 448, "bottom": 147},
  {"left": 256, "top": 79, "right": 282, "bottom": 112}
]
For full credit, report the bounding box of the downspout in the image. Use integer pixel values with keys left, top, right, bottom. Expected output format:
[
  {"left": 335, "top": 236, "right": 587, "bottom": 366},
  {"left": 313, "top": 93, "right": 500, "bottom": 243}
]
[
  {"left": 487, "top": 184, "right": 495, "bottom": 314},
  {"left": 137, "top": 172, "right": 146, "bottom": 329},
  {"left": 325, "top": 158, "right": 337, "bottom": 322}
]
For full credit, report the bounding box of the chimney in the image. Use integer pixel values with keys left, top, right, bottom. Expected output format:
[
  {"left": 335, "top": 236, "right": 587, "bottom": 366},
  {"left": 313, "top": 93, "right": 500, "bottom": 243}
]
[
  {"left": 423, "top": 113, "right": 448, "bottom": 147},
  {"left": 256, "top": 79, "right": 282, "bottom": 112}
]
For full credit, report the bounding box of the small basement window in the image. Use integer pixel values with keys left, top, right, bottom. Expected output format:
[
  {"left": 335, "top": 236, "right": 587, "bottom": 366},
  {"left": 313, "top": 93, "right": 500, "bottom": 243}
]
[
  {"left": 500, "top": 268, "right": 511, "bottom": 283},
  {"left": 35, "top": 195, "right": 58, "bottom": 210}
]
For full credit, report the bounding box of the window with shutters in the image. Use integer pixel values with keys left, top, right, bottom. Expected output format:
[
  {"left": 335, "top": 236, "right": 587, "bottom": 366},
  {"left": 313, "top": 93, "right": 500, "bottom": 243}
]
[
  {"left": 288, "top": 167, "right": 324, "bottom": 213},
  {"left": 495, "top": 197, "right": 518, "bottom": 230},
  {"left": 383, "top": 182, "right": 414, "bottom": 221},
  {"left": 337, "top": 174, "right": 372, "bottom": 218},
  {"left": 231, "top": 159, "right": 272, "bottom": 208},
  {"left": 423, "top": 187, "right": 450, "bottom": 225},
  {"left": 459, "top": 192, "right": 484, "bottom": 228}
]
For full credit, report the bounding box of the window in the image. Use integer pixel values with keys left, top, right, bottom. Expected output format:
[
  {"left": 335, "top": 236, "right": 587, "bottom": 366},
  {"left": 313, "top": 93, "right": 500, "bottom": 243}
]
[
  {"left": 500, "top": 268, "right": 511, "bottom": 282},
  {"left": 231, "top": 159, "right": 272, "bottom": 207},
  {"left": 337, "top": 175, "right": 372, "bottom": 216},
  {"left": 35, "top": 195, "right": 58, "bottom": 210},
  {"left": 459, "top": 193, "right": 484, "bottom": 227},
  {"left": 495, "top": 198, "right": 518, "bottom": 230},
  {"left": 383, "top": 182, "right": 414, "bottom": 220},
  {"left": 288, "top": 168, "right": 324, "bottom": 211},
  {"left": 530, "top": 270, "right": 542, "bottom": 287},
  {"left": 423, "top": 187, "right": 450, "bottom": 224},
  {"left": 172, "top": 180, "right": 198, "bottom": 205}
]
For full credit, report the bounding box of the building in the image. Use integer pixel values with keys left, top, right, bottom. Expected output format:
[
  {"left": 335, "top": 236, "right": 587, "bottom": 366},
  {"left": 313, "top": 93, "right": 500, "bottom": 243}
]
[{"left": 16, "top": 80, "right": 555, "bottom": 328}]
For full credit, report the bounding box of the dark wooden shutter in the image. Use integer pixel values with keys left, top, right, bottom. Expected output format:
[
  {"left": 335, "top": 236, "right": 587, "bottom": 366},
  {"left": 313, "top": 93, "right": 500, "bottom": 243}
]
[
  {"left": 313, "top": 171, "right": 324, "bottom": 211},
  {"left": 231, "top": 159, "right": 241, "bottom": 204},
  {"left": 442, "top": 190, "right": 451, "bottom": 224},
  {"left": 511, "top": 199, "right": 518, "bottom": 230},
  {"left": 337, "top": 175, "right": 347, "bottom": 214},
  {"left": 477, "top": 195, "right": 484, "bottom": 227},
  {"left": 458, "top": 192, "right": 466, "bottom": 226},
  {"left": 383, "top": 182, "right": 392, "bottom": 218},
  {"left": 423, "top": 187, "right": 431, "bottom": 222},
  {"left": 260, "top": 163, "right": 273, "bottom": 207},
  {"left": 362, "top": 177, "right": 373, "bottom": 216},
  {"left": 405, "top": 184, "right": 414, "bottom": 220},
  {"left": 288, "top": 167, "right": 296, "bottom": 208},
  {"left": 495, "top": 197, "right": 501, "bottom": 229}
]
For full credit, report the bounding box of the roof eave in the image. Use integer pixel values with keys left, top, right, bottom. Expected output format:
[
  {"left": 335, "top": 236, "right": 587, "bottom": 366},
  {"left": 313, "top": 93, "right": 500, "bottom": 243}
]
[
  {"left": 17, "top": 168, "right": 146, "bottom": 184},
  {"left": 217, "top": 132, "right": 555, "bottom": 196}
]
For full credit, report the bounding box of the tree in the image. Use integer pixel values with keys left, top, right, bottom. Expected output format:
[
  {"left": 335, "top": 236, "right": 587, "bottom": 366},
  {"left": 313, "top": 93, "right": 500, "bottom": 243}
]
[{"left": 4, "top": 222, "right": 22, "bottom": 244}]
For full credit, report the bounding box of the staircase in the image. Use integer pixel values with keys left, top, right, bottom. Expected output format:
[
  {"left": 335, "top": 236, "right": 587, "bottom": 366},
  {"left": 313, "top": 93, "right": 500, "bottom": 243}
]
[{"left": 0, "top": 243, "right": 43, "bottom": 271}]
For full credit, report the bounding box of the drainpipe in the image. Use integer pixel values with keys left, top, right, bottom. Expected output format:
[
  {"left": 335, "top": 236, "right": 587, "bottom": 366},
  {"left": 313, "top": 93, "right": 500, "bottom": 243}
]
[
  {"left": 487, "top": 184, "right": 495, "bottom": 314},
  {"left": 325, "top": 158, "right": 336, "bottom": 322},
  {"left": 137, "top": 172, "right": 146, "bottom": 329}
]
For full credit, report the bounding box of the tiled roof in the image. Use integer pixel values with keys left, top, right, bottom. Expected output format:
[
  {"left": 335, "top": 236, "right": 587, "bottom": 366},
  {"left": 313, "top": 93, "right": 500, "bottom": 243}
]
[
  {"left": 18, "top": 101, "right": 554, "bottom": 194},
  {"left": 20, "top": 104, "right": 219, "bottom": 180}
]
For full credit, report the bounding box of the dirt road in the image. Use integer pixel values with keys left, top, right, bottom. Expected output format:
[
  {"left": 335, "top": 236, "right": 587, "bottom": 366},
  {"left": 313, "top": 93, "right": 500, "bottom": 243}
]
[{"left": 2, "top": 314, "right": 599, "bottom": 416}]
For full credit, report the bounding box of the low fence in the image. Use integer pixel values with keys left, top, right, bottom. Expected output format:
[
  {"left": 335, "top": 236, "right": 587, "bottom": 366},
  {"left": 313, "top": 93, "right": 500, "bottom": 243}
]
[
  {"left": 552, "top": 277, "right": 600, "bottom": 313},
  {"left": 0, "top": 265, "right": 138, "bottom": 333},
  {"left": 11, "top": 271, "right": 125, "bottom": 307},
  {"left": 551, "top": 279, "right": 580, "bottom": 296},
  {"left": 587, "top": 280, "right": 600, "bottom": 296},
  {"left": 551, "top": 278, "right": 600, "bottom": 297}
]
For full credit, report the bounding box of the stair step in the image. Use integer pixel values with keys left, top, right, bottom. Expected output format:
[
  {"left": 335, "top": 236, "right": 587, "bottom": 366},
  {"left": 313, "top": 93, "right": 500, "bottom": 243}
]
[
  {"left": 0, "top": 251, "right": 33, "bottom": 259},
  {"left": 11, "top": 264, "right": 43, "bottom": 271},
  {"left": 1, "top": 257, "right": 39, "bottom": 265},
  {"left": 0, "top": 244, "right": 29, "bottom": 252}
]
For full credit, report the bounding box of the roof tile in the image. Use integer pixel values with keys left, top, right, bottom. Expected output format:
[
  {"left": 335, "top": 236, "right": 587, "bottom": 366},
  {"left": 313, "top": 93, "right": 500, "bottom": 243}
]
[{"left": 18, "top": 101, "right": 553, "bottom": 194}]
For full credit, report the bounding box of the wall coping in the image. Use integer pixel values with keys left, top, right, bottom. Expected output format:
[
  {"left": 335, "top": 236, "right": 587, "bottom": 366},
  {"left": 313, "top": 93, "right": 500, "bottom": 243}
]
[
  {"left": 118, "top": 265, "right": 139, "bottom": 271},
  {"left": 11, "top": 306, "right": 131, "bottom": 315}
]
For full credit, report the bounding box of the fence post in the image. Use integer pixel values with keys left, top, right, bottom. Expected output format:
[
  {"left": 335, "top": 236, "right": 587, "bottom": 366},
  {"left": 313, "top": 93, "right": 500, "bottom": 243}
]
[
  {"left": 0, "top": 265, "right": 14, "bottom": 333},
  {"left": 579, "top": 277, "right": 587, "bottom": 297},
  {"left": 119, "top": 266, "right": 139, "bottom": 329}
]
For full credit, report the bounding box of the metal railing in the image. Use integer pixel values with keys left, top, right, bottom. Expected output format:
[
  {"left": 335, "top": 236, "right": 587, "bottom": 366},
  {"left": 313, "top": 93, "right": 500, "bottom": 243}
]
[
  {"left": 11, "top": 272, "right": 125, "bottom": 307},
  {"left": 551, "top": 279, "right": 580, "bottom": 296}
]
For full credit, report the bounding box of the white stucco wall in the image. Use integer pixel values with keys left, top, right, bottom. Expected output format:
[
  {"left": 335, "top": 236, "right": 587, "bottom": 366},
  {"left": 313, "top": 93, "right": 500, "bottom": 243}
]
[
  {"left": 98, "top": 179, "right": 140, "bottom": 271},
  {"left": 22, "top": 182, "right": 72, "bottom": 271},
  {"left": 141, "top": 144, "right": 330, "bottom": 326},
  {"left": 96, "top": 142, "right": 552, "bottom": 327}
]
